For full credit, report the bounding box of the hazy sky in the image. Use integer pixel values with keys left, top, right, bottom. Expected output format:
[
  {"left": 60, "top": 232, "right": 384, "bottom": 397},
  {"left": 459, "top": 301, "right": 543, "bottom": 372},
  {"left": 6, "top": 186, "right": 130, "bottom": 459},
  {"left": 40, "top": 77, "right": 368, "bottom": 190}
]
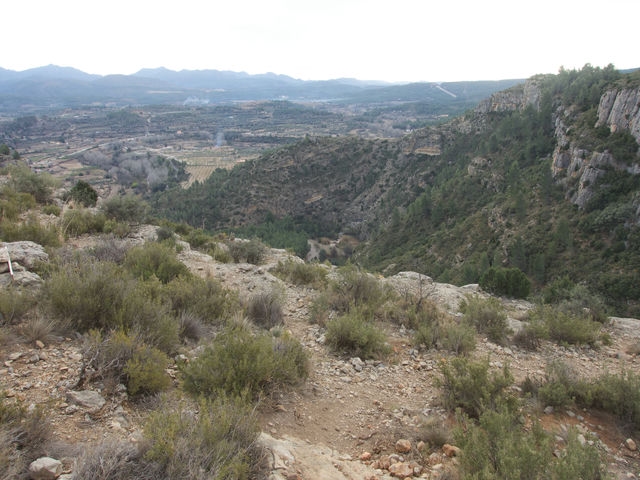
[{"left": 4, "top": 0, "right": 638, "bottom": 82}]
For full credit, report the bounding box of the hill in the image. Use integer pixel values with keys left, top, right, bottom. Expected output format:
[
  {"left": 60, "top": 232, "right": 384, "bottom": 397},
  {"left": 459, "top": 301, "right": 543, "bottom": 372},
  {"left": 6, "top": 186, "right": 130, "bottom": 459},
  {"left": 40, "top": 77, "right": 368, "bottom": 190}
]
[
  {"left": 0, "top": 64, "right": 521, "bottom": 113},
  {"left": 151, "top": 65, "right": 640, "bottom": 315}
]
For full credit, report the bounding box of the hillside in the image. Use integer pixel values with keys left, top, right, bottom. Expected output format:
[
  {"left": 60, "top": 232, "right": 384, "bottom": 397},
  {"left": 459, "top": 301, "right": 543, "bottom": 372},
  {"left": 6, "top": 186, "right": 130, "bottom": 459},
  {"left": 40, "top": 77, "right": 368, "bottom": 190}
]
[{"left": 151, "top": 65, "right": 640, "bottom": 315}]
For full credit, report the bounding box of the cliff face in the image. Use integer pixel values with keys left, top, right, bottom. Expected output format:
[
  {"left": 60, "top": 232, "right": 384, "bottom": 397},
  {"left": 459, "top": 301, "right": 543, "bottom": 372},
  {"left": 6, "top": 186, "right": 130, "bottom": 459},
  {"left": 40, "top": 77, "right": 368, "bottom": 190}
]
[
  {"left": 475, "top": 78, "right": 543, "bottom": 113},
  {"left": 551, "top": 86, "right": 640, "bottom": 208},
  {"left": 596, "top": 87, "right": 640, "bottom": 143}
]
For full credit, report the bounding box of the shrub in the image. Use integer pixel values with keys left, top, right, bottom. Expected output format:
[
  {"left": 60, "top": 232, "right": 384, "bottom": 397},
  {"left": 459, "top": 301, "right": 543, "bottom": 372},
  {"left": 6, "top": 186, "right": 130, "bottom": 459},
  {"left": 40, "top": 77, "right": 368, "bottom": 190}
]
[
  {"left": 182, "top": 324, "right": 309, "bottom": 399},
  {"left": 480, "top": 267, "right": 531, "bottom": 299},
  {"left": 41, "top": 204, "right": 61, "bottom": 216},
  {"left": 18, "top": 315, "right": 58, "bottom": 344},
  {"left": 164, "top": 275, "right": 240, "bottom": 325},
  {"left": 0, "top": 187, "right": 36, "bottom": 221},
  {"left": 0, "top": 287, "right": 37, "bottom": 326},
  {"left": 61, "top": 208, "right": 106, "bottom": 237},
  {"left": 178, "top": 311, "right": 208, "bottom": 343},
  {"left": 270, "top": 259, "right": 328, "bottom": 288},
  {"left": 0, "top": 393, "right": 52, "bottom": 478},
  {"left": 7, "top": 163, "right": 59, "bottom": 204},
  {"left": 325, "top": 308, "right": 390, "bottom": 359},
  {"left": 530, "top": 305, "right": 601, "bottom": 346},
  {"left": 439, "top": 320, "right": 477, "bottom": 354},
  {"left": 124, "top": 242, "right": 190, "bottom": 283},
  {"left": 460, "top": 295, "right": 510, "bottom": 345},
  {"left": 124, "top": 345, "right": 171, "bottom": 396},
  {"left": 44, "top": 261, "right": 133, "bottom": 332},
  {"left": 247, "top": 290, "right": 284, "bottom": 329},
  {"left": 0, "top": 215, "right": 60, "bottom": 247},
  {"left": 438, "top": 356, "right": 515, "bottom": 418},
  {"left": 537, "top": 361, "right": 576, "bottom": 408},
  {"left": 455, "top": 408, "right": 552, "bottom": 479},
  {"left": 155, "top": 225, "right": 174, "bottom": 242},
  {"left": 227, "top": 238, "right": 267, "bottom": 264},
  {"left": 73, "top": 439, "right": 159, "bottom": 480},
  {"left": 101, "top": 195, "right": 148, "bottom": 223},
  {"left": 90, "top": 235, "right": 130, "bottom": 264},
  {"left": 144, "top": 395, "right": 263, "bottom": 479},
  {"left": 67, "top": 180, "right": 98, "bottom": 207},
  {"left": 512, "top": 319, "right": 548, "bottom": 350}
]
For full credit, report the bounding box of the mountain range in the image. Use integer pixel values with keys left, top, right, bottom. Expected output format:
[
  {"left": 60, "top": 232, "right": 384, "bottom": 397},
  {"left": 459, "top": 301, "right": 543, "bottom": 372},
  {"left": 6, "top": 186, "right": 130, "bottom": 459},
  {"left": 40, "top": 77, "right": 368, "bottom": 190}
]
[{"left": 0, "top": 64, "right": 522, "bottom": 112}]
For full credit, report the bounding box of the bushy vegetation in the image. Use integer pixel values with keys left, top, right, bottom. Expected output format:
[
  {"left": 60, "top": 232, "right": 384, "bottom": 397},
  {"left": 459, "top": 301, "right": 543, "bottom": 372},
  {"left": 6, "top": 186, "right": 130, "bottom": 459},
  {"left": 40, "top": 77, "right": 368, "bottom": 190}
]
[
  {"left": 182, "top": 323, "right": 309, "bottom": 399},
  {"left": 101, "top": 195, "right": 148, "bottom": 224},
  {"left": 270, "top": 258, "right": 328, "bottom": 288},
  {"left": 227, "top": 238, "right": 268, "bottom": 264},
  {"left": 438, "top": 356, "right": 515, "bottom": 419},
  {"left": 143, "top": 395, "right": 263, "bottom": 479},
  {"left": 0, "top": 215, "right": 60, "bottom": 246},
  {"left": 460, "top": 295, "right": 510, "bottom": 345},
  {"left": 527, "top": 305, "right": 602, "bottom": 346},
  {"left": 454, "top": 409, "right": 605, "bottom": 480},
  {"left": 480, "top": 267, "right": 531, "bottom": 299},
  {"left": 61, "top": 208, "right": 106, "bottom": 237},
  {"left": 0, "top": 287, "right": 37, "bottom": 326},
  {"left": 246, "top": 290, "right": 284, "bottom": 329},
  {"left": 0, "top": 393, "right": 52, "bottom": 480},
  {"left": 124, "top": 241, "right": 190, "bottom": 283},
  {"left": 325, "top": 307, "right": 390, "bottom": 359},
  {"left": 66, "top": 180, "right": 98, "bottom": 207}
]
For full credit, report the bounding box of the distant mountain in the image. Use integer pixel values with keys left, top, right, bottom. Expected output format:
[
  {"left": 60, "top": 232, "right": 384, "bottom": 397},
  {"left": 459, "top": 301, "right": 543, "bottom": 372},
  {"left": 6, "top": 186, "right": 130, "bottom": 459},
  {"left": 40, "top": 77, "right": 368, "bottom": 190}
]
[{"left": 0, "top": 65, "right": 523, "bottom": 113}]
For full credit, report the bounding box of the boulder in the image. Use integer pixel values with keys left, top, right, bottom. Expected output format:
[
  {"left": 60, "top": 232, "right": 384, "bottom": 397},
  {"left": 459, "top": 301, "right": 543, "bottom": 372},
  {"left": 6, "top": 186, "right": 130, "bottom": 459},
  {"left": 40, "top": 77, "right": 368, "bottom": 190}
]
[
  {"left": 28, "top": 457, "right": 62, "bottom": 480},
  {"left": 66, "top": 390, "right": 106, "bottom": 410},
  {"left": 1, "top": 241, "right": 49, "bottom": 269}
]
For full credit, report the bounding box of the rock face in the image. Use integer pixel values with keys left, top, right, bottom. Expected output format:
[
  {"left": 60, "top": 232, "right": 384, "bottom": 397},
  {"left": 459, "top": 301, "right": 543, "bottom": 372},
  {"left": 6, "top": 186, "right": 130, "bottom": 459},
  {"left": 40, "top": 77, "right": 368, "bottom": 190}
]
[
  {"left": 475, "top": 79, "right": 542, "bottom": 114},
  {"left": 0, "top": 241, "right": 49, "bottom": 287},
  {"left": 596, "top": 87, "right": 640, "bottom": 143}
]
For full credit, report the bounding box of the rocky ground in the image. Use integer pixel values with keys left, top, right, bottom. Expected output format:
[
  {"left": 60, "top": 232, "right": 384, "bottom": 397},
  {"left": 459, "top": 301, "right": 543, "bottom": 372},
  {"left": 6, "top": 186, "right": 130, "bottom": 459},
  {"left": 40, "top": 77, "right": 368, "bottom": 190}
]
[{"left": 2, "top": 231, "right": 640, "bottom": 479}]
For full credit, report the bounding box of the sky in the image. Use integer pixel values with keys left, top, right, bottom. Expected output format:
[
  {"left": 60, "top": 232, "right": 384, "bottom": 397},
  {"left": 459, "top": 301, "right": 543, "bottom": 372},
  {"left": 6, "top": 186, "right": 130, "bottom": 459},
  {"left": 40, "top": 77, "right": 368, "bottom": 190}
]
[{"left": 4, "top": 0, "right": 639, "bottom": 83}]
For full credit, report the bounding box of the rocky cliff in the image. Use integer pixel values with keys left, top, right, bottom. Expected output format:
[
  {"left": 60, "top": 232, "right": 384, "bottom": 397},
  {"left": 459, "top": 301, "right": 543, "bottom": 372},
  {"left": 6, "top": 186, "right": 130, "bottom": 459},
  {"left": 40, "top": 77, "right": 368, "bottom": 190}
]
[
  {"left": 475, "top": 77, "right": 543, "bottom": 113},
  {"left": 596, "top": 87, "right": 640, "bottom": 143}
]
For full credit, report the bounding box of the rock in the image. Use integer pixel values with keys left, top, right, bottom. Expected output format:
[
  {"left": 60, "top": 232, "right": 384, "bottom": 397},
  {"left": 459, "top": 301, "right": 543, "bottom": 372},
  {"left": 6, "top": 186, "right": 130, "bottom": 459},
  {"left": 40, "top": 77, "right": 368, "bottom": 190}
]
[
  {"left": 388, "top": 461, "right": 417, "bottom": 479},
  {"left": 28, "top": 457, "right": 62, "bottom": 480},
  {"left": 66, "top": 390, "right": 106, "bottom": 410},
  {"left": 395, "top": 438, "right": 411, "bottom": 453},
  {"left": 442, "top": 443, "right": 461, "bottom": 457},
  {"left": 360, "top": 451, "right": 372, "bottom": 461},
  {"left": 625, "top": 438, "right": 637, "bottom": 451},
  {"left": 35, "top": 340, "right": 45, "bottom": 349},
  {"left": 544, "top": 406, "right": 554, "bottom": 414},
  {"left": 2, "top": 241, "right": 49, "bottom": 269},
  {"left": 0, "top": 270, "right": 43, "bottom": 287}
]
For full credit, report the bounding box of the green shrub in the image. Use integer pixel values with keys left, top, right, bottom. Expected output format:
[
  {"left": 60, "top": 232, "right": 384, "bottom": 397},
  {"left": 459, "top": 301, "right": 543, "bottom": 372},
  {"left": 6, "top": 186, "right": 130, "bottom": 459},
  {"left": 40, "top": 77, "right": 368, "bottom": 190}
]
[
  {"left": 530, "top": 305, "right": 601, "bottom": 346},
  {"left": 537, "top": 361, "right": 576, "bottom": 408},
  {"left": 164, "top": 275, "right": 240, "bottom": 325},
  {"left": 542, "top": 277, "right": 608, "bottom": 323},
  {"left": 101, "top": 195, "right": 148, "bottom": 223},
  {"left": 270, "top": 259, "right": 328, "bottom": 288},
  {"left": 67, "top": 180, "right": 98, "bottom": 207},
  {"left": 0, "top": 187, "right": 36, "bottom": 220},
  {"left": 480, "top": 267, "right": 531, "bottom": 299},
  {"left": 325, "top": 308, "right": 390, "bottom": 359},
  {"left": 124, "top": 242, "right": 190, "bottom": 283},
  {"left": 182, "top": 324, "right": 308, "bottom": 399},
  {"left": 439, "top": 320, "right": 477, "bottom": 354},
  {"left": 512, "top": 319, "right": 548, "bottom": 350},
  {"left": 438, "top": 356, "right": 515, "bottom": 418},
  {"left": 18, "top": 316, "right": 58, "bottom": 344},
  {"left": 7, "top": 163, "right": 59, "bottom": 204},
  {"left": 44, "top": 261, "right": 133, "bottom": 331},
  {"left": 0, "top": 287, "right": 37, "bottom": 326},
  {"left": 227, "top": 238, "right": 267, "bottom": 264},
  {"left": 41, "top": 204, "right": 61, "bottom": 216},
  {"left": 103, "top": 219, "right": 132, "bottom": 238},
  {"left": 155, "top": 225, "right": 174, "bottom": 242},
  {"left": 246, "top": 290, "right": 284, "bottom": 329},
  {"left": 455, "top": 408, "right": 552, "bottom": 480},
  {"left": 575, "top": 371, "right": 640, "bottom": 432},
  {"left": 61, "top": 208, "right": 106, "bottom": 237},
  {"left": 124, "top": 345, "right": 171, "bottom": 396},
  {"left": 460, "top": 295, "right": 510, "bottom": 345},
  {"left": 144, "top": 395, "right": 262, "bottom": 479},
  {"left": 0, "top": 215, "right": 60, "bottom": 247}
]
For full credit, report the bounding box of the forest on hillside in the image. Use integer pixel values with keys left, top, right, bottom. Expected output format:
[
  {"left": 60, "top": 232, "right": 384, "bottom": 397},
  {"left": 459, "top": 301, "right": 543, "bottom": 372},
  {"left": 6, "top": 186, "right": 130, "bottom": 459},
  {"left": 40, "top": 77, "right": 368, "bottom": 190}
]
[{"left": 150, "top": 65, "right": 640, "bottom": 316}]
